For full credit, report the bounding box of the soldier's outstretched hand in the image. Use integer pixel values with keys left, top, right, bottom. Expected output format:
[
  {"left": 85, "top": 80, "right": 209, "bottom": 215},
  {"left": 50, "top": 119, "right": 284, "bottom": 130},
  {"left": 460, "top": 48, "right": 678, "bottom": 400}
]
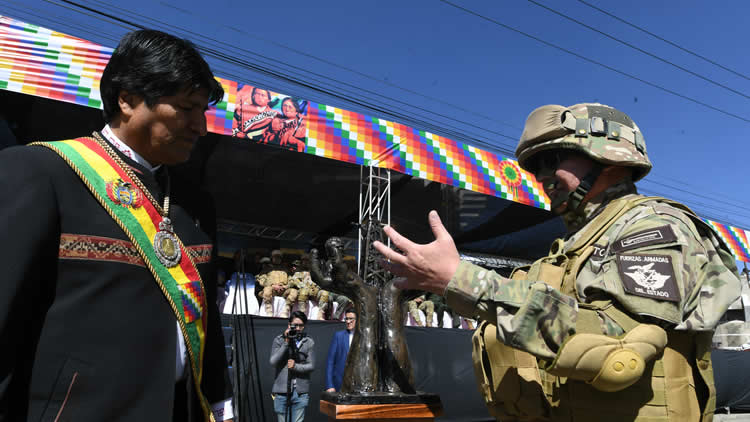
[{"left": 373, "top": 210, "right": 460, "bottom": 295}]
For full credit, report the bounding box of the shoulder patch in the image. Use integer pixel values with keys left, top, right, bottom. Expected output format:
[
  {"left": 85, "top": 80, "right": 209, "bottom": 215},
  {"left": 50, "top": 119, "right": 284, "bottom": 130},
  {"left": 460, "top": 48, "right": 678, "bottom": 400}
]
[
  {"left": 612, "top": 225, "right": 677, "bottom": 253},
  {"left": 590, "top": 243, "right": 608, "bottom": 261},
  {"left": 616, "top": 254, "right": 680, "bottom": 303}
]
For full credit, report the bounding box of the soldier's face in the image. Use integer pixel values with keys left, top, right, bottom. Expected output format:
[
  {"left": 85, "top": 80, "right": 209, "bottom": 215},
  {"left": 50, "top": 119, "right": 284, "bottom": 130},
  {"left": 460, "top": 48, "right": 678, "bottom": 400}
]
[{"left": 534, "top": 153, "right": 594, "bottom": 214}]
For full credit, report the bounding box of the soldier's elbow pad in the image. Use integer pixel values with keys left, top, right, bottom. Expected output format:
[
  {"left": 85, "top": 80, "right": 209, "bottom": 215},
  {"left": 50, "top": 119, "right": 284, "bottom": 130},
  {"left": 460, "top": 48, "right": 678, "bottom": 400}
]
[{"left": 544, "top": 324, "right": 667, "bottom": 392}]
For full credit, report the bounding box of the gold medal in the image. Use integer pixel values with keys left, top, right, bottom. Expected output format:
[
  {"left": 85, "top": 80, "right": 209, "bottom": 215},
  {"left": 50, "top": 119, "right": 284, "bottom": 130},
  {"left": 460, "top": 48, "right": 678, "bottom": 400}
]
[
  {"left": 92, "top": 132, "right": 182, "bottom": 269},
  {"left": 154, "top": 217, "right": 181, "bottom": 268}
]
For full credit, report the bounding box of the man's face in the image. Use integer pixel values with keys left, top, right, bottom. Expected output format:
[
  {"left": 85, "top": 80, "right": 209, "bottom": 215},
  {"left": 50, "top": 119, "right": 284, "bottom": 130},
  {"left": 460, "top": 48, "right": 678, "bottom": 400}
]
[
  {"left": 127, "top": 88, "right": 209, "bottom": 165},
  {"left": 253, "top": 89, "right": 269, "bottom": 107},
  {"left": 289, "top": 317, "right": 305, "bottom": 332},
  {"left": 271, "top": 253, "right": 282, "bottom": 265},
  {"left": 532, "top": 151, "right": 594, "bottom": 214},
  {"left": 344, "top": 312, "right": 356, "bottom": 331}
]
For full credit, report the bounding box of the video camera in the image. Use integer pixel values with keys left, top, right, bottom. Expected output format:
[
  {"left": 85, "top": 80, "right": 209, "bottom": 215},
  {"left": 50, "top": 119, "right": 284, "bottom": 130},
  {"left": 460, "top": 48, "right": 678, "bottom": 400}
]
[{"left": 285, "top": 323, "right": 305, "bottom": 341}]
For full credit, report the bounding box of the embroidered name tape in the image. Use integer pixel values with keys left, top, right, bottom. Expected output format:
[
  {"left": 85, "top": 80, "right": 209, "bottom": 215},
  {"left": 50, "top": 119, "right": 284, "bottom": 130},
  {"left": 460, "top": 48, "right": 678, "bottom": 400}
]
[
  {"left": 612, "top": 225, "right": 677, "bottom": 253},
  {"left": 616, "top": 253, "right": 679, "bottom": 302},
  {"left": 590, "top": 243, "right": 608, "bottom": 261}
]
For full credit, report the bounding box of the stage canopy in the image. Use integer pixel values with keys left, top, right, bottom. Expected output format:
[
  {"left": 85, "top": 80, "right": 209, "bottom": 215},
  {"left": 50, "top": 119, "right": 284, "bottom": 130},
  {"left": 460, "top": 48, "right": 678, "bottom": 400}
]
[{"left": 1, "top": 15, "right": 748, "bottom": 262}]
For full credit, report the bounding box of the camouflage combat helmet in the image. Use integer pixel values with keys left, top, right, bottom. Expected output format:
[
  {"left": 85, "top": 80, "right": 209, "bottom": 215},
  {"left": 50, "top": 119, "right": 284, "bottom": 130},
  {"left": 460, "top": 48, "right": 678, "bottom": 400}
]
[{"left": 516, "top": 103, "right": 651, "bottom": 181}]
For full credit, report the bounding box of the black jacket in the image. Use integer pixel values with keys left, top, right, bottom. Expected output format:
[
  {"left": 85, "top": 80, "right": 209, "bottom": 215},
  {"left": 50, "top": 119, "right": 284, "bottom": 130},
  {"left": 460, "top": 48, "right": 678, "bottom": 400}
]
[{"left": 0, "top": 139, "right": 230, "bottom": 421}]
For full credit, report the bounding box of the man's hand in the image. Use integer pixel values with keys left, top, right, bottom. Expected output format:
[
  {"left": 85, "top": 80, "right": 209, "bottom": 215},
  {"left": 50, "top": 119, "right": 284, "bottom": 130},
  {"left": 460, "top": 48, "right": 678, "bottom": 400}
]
[
  {"left": 373, "top": 210, "right": 460, "bottom": 295},
  {"left": 326, "top": 388, "right": 336, "bottom": 393},
  {"left": 287, "top": 359, "right": 295, "bottom": 369}
]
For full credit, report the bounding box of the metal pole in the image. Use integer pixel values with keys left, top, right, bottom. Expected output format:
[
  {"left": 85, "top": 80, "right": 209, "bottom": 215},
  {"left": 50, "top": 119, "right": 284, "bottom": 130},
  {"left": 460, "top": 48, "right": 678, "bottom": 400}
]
[
  {"left": 387, "top": 169, "right": 391, "bottom": 247},
  {"left": 357, "top": 166, "right": 365, "bottom": 274}
]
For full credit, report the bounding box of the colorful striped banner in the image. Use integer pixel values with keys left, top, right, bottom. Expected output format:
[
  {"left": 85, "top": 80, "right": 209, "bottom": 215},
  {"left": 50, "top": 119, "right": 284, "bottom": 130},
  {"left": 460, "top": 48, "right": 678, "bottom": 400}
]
[
  {"left": 0, "top": 14, "right": 549, "bottom": 210},
  {"left": 2, "top": 15, "right": 749, "bottom": 262},
  {"left": 702, "top": 218, "right": 750, "bottom": 262},
  {"left": 0, "top": 16, "right": 110, "bottom": 108}
]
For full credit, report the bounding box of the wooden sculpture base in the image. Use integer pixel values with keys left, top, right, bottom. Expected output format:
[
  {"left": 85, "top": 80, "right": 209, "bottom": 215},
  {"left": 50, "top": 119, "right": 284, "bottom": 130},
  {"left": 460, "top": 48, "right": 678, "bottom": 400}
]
[{"left": 320, "top": 392, "right": 443, "bottom": 422}]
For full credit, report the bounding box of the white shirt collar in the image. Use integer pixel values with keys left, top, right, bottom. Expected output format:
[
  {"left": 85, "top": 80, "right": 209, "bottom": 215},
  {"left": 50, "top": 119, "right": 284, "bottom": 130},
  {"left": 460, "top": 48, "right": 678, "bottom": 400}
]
[{"left": 101, "top": 125, "right": 161, "bottom": 173}]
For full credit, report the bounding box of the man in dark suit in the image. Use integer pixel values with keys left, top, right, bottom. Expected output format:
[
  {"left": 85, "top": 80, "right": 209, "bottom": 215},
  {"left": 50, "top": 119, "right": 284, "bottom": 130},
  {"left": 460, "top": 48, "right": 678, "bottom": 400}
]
[
  {"left": 325, "top": 310, "right": 357, "bottom": 392},
  {"left": 0, "top": 30, "right": 232, "bottom": 421}
]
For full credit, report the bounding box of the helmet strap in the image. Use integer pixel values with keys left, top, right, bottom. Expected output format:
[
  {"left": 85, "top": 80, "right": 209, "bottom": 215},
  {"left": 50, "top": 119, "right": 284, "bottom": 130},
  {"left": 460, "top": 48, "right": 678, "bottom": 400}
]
[
  {"left": 551, "top": 164, "right": 603, "bottom": 213},
  {"left": 567, "top": 164, "right": 602, "bottom": 212}
]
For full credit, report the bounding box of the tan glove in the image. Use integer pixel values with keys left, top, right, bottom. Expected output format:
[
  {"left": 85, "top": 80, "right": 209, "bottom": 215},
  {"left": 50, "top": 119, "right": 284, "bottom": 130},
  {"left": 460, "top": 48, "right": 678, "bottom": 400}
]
[{"left": 544, "top": 324, "right": 667, "bottom": 392}]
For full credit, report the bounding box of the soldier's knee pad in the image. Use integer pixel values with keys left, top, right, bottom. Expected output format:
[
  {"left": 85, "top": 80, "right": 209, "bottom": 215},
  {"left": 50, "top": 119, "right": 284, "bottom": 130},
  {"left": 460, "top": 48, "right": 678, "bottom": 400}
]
[
  {"left": 298, "top": 290, "right": 309, "bottom": 302},
  {"left": 262, "top": 287, "right": 272, "bottom": 300},
  {"left": 287, "top": 289, "right": 298, "bottom": 301}
]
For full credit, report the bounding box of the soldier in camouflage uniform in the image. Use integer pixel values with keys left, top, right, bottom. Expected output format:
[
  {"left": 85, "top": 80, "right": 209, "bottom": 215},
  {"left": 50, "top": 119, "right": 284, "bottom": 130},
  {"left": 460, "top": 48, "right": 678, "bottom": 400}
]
[
  {"left": 407, "top": 294, "right": 434, "bottom": 327},
  {"left": 257, "top": 250, "right": 292, "bottom": 317},
  {"left": 253, "top": 257, "right": 270, "bottom": 303},
  {"left": 288, "top": 258, "right": 331, "bottom": 320},
  {"left": 375, "top": 103, "right": 742, "bottom": 421},
  {"left": 426, "top": 292, "right": 450, "bottom": 328}
]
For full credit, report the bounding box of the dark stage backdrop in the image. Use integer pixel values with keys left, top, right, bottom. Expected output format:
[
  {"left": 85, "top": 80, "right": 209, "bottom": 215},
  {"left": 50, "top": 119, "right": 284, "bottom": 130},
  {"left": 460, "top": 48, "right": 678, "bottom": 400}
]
[
  {"left": 222, "top": 315, "right": 494, "bottom": 422},
  {"left": 713, "top": 349, "right": 750, "bottom": 414}
]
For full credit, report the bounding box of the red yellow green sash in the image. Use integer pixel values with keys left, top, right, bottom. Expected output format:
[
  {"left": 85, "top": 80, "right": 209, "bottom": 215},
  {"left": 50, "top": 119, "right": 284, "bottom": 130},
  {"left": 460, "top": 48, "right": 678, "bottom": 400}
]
[{"left": 33, "top": 137, "right": 214, "bottom": 420}]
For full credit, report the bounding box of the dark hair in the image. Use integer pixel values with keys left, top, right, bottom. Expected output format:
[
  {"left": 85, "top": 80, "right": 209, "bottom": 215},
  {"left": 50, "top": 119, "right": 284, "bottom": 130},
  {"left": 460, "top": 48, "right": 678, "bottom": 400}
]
[
  {"left": 100, "top": 29, "right": 224, "bottom": 122},
  {"left": 281, "top": 97, "right": 301, "bottom": 117},
  {"left": 251, "top": 87, "right": 273, "bottom": 106},
  {"left": 344, "top": 309, "right": 357, "bottom": 317},
  {"left": 289, "top": 310, "right": 307, "bottom": 325}
]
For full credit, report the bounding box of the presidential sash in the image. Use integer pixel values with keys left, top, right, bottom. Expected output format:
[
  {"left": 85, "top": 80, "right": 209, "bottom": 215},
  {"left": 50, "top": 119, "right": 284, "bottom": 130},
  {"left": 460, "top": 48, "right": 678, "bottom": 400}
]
[{"left": 33, "top": 137, "right": 214, "bottom": 421}]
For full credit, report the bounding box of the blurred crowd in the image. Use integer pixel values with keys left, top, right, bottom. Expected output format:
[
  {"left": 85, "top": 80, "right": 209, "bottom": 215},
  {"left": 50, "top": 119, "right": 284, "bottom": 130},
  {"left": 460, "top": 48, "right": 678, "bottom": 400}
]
[{"left": 217, "top": 248, "right": 476, "bottom": 329}]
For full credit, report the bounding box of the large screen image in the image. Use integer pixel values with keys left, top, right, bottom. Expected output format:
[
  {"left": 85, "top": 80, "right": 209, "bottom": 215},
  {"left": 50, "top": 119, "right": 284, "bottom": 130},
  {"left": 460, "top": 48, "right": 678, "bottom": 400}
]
[{"left": 231, "top": 83, "right": 308, "bottom": 152}]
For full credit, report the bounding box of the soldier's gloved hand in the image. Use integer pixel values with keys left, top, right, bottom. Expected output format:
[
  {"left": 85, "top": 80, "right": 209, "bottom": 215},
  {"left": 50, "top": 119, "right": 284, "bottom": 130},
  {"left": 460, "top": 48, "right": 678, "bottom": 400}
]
[{"left": 544, "top": 324, "right": 667, "bottom": 392}]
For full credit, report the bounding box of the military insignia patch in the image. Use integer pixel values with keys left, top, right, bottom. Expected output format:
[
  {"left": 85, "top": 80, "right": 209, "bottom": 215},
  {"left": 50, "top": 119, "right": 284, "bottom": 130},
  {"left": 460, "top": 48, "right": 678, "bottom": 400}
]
[
  {"left": 105, "top": 179, "right": 143, "bottom": 208},
  {"left": 616, "top": 253, "right": 680, "bottom": 302},
  {"left": 590, "top": 243, "right": 608, "bottom": 261},
  {"left": 612, "top": 225, "right": 677, "bottom": 253}
]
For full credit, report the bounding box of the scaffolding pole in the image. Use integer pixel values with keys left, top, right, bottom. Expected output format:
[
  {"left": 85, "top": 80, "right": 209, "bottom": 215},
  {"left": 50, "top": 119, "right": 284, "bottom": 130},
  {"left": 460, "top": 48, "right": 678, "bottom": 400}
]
[{"left": 357, "top": 166, "right": 391, "bottom": 285}]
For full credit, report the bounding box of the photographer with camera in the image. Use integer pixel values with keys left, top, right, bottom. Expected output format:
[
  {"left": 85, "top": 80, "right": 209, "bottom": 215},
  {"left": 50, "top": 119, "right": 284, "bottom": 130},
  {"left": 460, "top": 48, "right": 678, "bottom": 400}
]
[{"left": 269, "top": 311, "right": 315, "bottom": 422}]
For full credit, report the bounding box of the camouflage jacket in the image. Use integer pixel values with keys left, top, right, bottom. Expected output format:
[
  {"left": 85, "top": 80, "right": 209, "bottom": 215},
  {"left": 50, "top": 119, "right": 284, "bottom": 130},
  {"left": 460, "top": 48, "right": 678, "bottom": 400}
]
[
  {"left": 288, "top": 271, "right": 315, "bottom": 290},
  {"left": 256, "top": 269, "right": 288, "bottom": 288},
  {"left": 444, "top": 181, "right": 742, "bottom": 360}
]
